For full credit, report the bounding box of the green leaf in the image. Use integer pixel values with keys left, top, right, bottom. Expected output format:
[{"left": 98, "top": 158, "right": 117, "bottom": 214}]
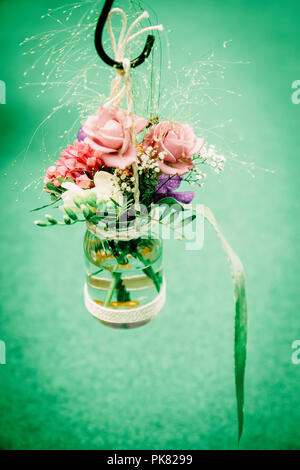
[
  {"left": 142, "top": 266, "right": 162, "bottom": 293},
  {"left": 158, "top": 198, "right": 183, "bottom": 222},
  {"left": 46, "top": 182, "right": 62, "bottom": 194},
  {"left": 159, "top": 207, "right": 171, "bottom": 221},
  {"left": 34, "top": 220, "right": 48, "bottom": 227},
  {"left": 64, "top": 207, "right": 78, "bottom": 221},
  {"left": 234, "top": 275, "right": 247, "bottom": 443},
  {"left": 89, "top": 216, "right": 101, "bottom": 224},
  {"left": 175, "top": 214, "right": 196, "bottom": 229},
  {"left": 104, "top": 271, "right": 121, "bottom": 307},
  {"left": 131, "top": 246, "right": 162, "bottom": 293},
  {"left": 73, "top": 195, "right": 83, "bottom": 208},
  {"left": 84, "top": 192, "right": 98, "bottom": 208},
  {"left": 157, "top": 196, "right": 181, "bottom": 207},
  {"left": 189, "top": 204, "right": 248, "bottom": 443},
  {"left": 116, "top": 277, "right": 131, "bottom": 302},
  {"left": 30, "top": 199, "right": 59, "bottom": 212},
  {"left": 45, "top": 214, "right": 57, "bottom": 225},
  {"left": 82, "top": 205, "right": 93, "bottom": 220},
  {"left": 110, "top": 197, "right": 121, "bottom": 208},
  {"left": 168, "top": 211, "right": 179, "bottom": 227},
  {"left": 57, "top": 176, "right": 74, "bottom": 184},
  {"left": 46, "top": 182, "right": 57, "bottom": 191},
  {"left": 89, "top": 213, "right": 108, "bottom": 224},
  {"left": 63, "top": 215, "right": 72, "bottom": 225}
]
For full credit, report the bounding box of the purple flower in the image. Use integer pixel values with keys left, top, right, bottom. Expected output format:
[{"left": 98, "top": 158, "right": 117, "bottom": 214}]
[
  {"left": 77, "top": 126, "right": 88, "bottom": 142},
  {"left": 154, "top": 174, "right": 195, "bottom": 204}
]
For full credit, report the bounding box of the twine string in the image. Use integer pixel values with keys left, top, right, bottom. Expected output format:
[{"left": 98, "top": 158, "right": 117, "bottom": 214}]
[{"left": 103, "top": 8, "right": 163, "bottom": 223}]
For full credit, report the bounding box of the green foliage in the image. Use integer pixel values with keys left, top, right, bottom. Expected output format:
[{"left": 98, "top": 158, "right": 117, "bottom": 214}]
[
  {"left": 175, "top": 214, "right": 196, "bottom": 228},
  {"left": 85, "top": 192, "right": 98, "bottom": 208},
  {"left": 34, "top": 220, "right": 48, "bottom": 227},
  {"left": 30, "top": 199, "right": 60, "bottom": 212},
  {"left": 138, "top": 169, "right": 160, "bottom": 208},
  {"left": 45, "top": 214, "right": 58, "bottom": 225},
  {"left": 45, "top": 182, "right": 64, "bottom": 195},
  {"left": 73, "top": 194, "right": 83, "bottom": 208},
  {"left": 57, "top": 177, "right": 74, "bottom": 185},
  {"left": 81, "top": 205, "right": 93, "bottom": 220},
  {"left": 115, "top": 277, "right": 131, "bottom": 302},
  {"left": 64, "top": 207, "right": 78, "bottom": 220},
  {"left": 63, "top": 215, "right": 71, "bottom": 225},
  {"left": 110, "top": 197, "right": 121, "bottom": 208},
  {"left": 168, "top": 211, "right": 179, "bottom": 227}
]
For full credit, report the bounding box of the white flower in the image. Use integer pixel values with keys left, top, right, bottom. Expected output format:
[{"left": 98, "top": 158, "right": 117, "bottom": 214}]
[
  {"left": 59, "top": 182, "right": 87, "bottom": 212},
  {"left": 59, "top": 171, "right": 123, "bottom": 213},
  {"left": 91, "top": 171, "right": 123, "bottom": 206}
]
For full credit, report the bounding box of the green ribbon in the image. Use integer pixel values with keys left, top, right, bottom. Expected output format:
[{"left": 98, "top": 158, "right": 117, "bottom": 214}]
[{"left": 190, "top": 205, "right": 248, "bottom": 442}]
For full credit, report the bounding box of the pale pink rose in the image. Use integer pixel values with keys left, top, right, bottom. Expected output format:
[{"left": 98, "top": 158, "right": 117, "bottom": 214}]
[
  {"left": 82, "top": 106, "right": 148, "bottom": 170},
  {"left": 143, "top": 121, "right": 204, "bottom": 176}
]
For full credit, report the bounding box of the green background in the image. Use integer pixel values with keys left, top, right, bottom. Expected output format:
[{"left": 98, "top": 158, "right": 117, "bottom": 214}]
[{"left": 0, "top": 0, "right": 299, "bottom": 450}]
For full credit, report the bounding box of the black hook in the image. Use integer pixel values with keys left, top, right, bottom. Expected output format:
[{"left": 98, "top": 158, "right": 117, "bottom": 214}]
[{"left": 95, "top": 0, "right": 155, "bottom": 70}]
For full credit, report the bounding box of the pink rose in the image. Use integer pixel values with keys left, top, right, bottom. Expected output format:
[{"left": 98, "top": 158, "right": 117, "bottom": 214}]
[
  {"left": 82, "top": 106, "right": 148, "bottom": 170},
  {"left": 143, "top": 121, "right": 204, "bottom": 176}
]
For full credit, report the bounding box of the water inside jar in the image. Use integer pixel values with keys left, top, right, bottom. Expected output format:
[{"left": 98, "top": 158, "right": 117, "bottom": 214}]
[{"left": 84, "top": 230, "right": 163, "bottom": 328}]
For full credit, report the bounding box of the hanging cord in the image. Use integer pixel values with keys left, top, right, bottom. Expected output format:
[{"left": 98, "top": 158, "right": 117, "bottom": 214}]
[
  {"left": 103, "top": 9, "right": 163, "bottom": 224},
  {"left": 104, "top": 9, "right": 162, "bottom": 106}
]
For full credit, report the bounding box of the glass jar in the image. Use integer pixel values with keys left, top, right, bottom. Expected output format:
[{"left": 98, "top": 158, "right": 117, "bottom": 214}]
[{"left": 83, "top": 224, "right": 165, "bottom": 329}]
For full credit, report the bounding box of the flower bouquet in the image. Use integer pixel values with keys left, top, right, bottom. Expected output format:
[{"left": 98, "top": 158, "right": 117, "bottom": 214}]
[
  {"left": 32, "top": 1, "right": 247, "bottom": 441},
  {"left": 38, "top": 107, "right": 225, "bottom": 327}
]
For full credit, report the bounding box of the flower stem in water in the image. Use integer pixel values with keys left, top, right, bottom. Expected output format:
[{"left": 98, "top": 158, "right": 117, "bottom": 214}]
[{"left": 104, "top": 271, "right": 121, "bottom": 308}]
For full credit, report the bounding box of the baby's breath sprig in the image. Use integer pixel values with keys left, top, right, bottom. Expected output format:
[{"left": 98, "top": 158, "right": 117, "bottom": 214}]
[
  {"left": 198, "top": 144, "right": 226, "bottom": 173},
  {"left": 114, "top": 168, "right": 136, "bottom": 196},
  {"left": 186, "top": 145, "right": 226, "bottom": 188},
  {"left": 112, "top": 145, "right": 163, "bottom": 209},
  {"left": 136, "top": 145, "right": 161, "bottom": 174},
  {"left": 184, "top": 168, "right": 207, "bottom": 188},
  {"left": 135, "top": 145, "right": 162, "bottom": 207}
]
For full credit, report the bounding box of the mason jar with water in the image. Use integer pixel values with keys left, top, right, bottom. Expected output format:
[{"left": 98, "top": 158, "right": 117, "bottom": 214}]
[{"left": 83, "top": 216, "right": 165, "bottom": 329}]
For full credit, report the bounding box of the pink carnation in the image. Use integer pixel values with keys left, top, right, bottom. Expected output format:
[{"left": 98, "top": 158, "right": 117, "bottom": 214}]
[
  {"left": 44, "top": 165, "right": 61, "bottom": 187},
  {"left": 143, "top": 121, "right": 204, "bottom": 176},
  {"left": 82, "top": 106, "right": 148, "bottom": 170},
  {"left": 44, "top": 140, "right": 103, "bottom": 189}
]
